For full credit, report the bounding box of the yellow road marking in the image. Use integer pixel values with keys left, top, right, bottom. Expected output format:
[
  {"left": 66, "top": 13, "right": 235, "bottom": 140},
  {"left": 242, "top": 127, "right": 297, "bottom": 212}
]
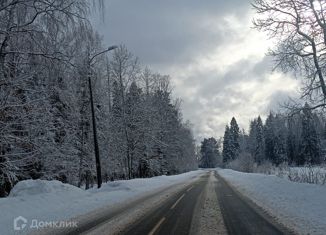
[
  {"left": 170, "top": 193, "right": 185, "bottom": 210},
  {"left": 187, "top": 186, "right": 194, "bottom": 192},
  {"left": 148, "top": 217, "right": 166, "bottom": 235}
]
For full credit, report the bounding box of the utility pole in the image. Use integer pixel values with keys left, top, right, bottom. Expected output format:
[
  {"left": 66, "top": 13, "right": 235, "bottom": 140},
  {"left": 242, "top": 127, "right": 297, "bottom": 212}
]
[
  {"left": 107, "top": 62, "right": 112, "bottom": 113},
  {"left": 88, "top": 45, "right": 117, "bottom": 188}
]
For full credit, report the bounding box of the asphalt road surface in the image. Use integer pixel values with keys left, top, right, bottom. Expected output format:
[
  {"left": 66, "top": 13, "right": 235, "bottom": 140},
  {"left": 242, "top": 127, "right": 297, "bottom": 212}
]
[
  {"left": 214, "top": 172, "right": 291, "bottom": 235},
  {"left": 122, "top": 173, "right": 209, "bottom": 235},
  {"left": 119, "top": 171, "right": 291, "bottom": 235}
]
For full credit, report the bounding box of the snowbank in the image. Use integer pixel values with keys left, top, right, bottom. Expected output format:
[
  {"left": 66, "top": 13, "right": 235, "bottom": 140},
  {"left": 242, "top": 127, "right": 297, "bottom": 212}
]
[
  {"left": 218, "top": 169, "right": 326, "bottom": 235},
  {"left": 9, "top": 179, "right": 85, "bottom": 197},
  {"left": 1, "top": 170, "right": 203, "bottom": 235}
]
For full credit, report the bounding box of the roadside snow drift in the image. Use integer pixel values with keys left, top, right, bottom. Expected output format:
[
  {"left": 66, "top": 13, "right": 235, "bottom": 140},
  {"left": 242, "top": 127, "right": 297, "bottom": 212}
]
[
  {"left": 9, "top": 179, "right": 85, "bottom": 197},
  {"left": 1, "top": 170, "right": 203, "bottom": 235},
  {"left": 218, "top": 169, "right": 326, "bottom": 235}
]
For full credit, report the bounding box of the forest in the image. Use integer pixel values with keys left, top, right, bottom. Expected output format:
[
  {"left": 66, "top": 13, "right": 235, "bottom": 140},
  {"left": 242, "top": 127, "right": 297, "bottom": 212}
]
[
  {"left": 0, "top": 1, "right": 197, "bottom": 197},
  {"left": 227, "top": 106, "right": 325, "bottom": 163},
  {"left": 199, "top": 107, "right": 326, "bottom": 172}
]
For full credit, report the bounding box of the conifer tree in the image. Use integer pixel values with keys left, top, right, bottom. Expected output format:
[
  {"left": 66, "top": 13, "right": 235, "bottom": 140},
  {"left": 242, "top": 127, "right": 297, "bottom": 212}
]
[
  {"left": 299, "top": 104, "right": 321, "bottom": 165},
  {"left": 222, "top": 125, "right": 232, "bottom": 163},
  {"left": 200, "top": 138, "right": 220, "bottom": 168},
  {"left": 264, "top": 113, "right": 275, "bottom": 163},
  {"left": 254, "top": 116, "right": 265, "bottom": 164},
  {"left": 229, "top": 117, "right": 240, "bottom": 160}
]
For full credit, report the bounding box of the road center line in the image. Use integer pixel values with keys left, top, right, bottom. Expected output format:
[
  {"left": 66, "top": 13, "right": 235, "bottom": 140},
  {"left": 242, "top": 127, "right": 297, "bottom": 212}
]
[
  {"left": 170, "top": 193, "right": 185, "bottom": 210},
  {"left": 187, "top": 186, "right": 194, "bottom": 192},
  {"left": 148, "top": 217, "right": 166, "bottom": 235}
]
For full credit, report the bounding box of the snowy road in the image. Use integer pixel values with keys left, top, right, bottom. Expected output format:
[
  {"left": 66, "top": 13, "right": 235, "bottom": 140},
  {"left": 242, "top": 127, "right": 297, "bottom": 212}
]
[
  {"left": 120, "top": 171, "right": 217, "bottom": 235},
  {"left": 215, "top": 172, "right": 291, "bottom": 235},
  {"left": 56, "top": 170, "right": 290, "bottom": 235},
  {"left": 3, "top": 169, "right": 322, "bottom": 234}
]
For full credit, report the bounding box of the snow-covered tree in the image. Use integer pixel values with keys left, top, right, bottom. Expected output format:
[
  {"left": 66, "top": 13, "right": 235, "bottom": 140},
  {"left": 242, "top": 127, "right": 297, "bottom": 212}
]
[
  {"left": 264, "top": 113, "right": 287, "bottom": 165},
  {"left": 200, "top": 137, "right": 220, "bottom": 168},
  {"left": 0, "top": 0, "right": 95, "bottom": 196},
  {"left": 229, "top": 117, "right": 240, "bottom": 160},
  {"left": 222, "top": 125, "right": 232, "bottom": 164},
  {"left": 299, "top": 104, "right": 321, "bottom": 165},
  {"left": 0, "top": 3, "right": 198, "bottom": 196}
]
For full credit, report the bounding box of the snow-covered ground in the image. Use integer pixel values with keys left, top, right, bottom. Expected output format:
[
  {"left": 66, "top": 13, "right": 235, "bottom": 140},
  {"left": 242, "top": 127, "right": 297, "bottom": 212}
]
[
  {"left": 1, "top": 170, "right": 204, "bottom": 235},
  {"left": 218, "top": 169, "right": 326, "bottom": 235}
]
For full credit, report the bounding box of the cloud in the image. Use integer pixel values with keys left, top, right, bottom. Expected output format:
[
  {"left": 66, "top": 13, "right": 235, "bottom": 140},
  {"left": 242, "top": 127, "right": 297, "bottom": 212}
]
[
  {"left": 173, "top": 56, "right": 299, "bottom": 138},
  {"left": 93, "top": 0, "right": 300, "bottom": 140},
  {"left": 94, "top": 0, "right": 250, "bottom": 67},
  {"left": 264, "top": 90, "right": 300, "bottom": 113}
]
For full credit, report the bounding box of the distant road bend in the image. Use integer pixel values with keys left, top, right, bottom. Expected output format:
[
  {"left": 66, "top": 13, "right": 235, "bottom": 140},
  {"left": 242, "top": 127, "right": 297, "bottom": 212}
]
[{"left": 42, "top": 170, "right": 293, "bottom": 235}]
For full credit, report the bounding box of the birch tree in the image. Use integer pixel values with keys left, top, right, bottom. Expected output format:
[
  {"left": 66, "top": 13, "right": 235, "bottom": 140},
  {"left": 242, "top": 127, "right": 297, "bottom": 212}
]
[
  {"left": 0, "top": 0, "right": 96, "bottom": 195},
  {"left": 253, "top": 0, "right": 326, "bottom": 107}
]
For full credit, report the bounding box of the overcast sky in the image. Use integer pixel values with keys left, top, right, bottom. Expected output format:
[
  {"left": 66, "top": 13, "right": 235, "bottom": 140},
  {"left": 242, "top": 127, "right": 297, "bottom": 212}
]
[{"left": 93, "top": 0, "right": 300, "bottom": 140}]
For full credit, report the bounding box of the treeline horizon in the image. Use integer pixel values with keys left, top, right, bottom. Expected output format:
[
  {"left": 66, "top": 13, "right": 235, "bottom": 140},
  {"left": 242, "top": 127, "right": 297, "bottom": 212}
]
[{"left": 199, "top": 104, "right": 326, "bottom": 169}]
